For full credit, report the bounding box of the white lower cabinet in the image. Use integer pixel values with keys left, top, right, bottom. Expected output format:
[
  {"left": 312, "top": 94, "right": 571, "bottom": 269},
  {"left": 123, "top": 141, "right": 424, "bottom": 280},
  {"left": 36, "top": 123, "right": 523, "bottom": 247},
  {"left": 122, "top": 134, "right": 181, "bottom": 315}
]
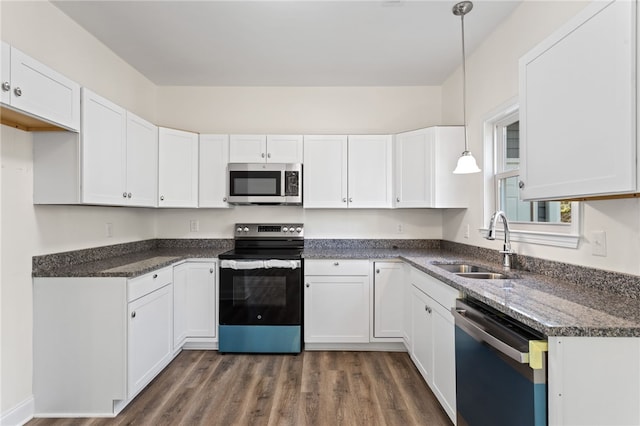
[
  {"left": 173, "top": 260, "right": 217, "bottom": 350},
  {"left": 127, "top": 282, "right": 173, "bottom": 399},
  {"left": 409, "top": 267, "right": 459, "bottom": 424},
  {"left": 33, "top": 266, "right": 176, "bottom": 416},
  {"left": 372, "top": 261, "right": 404, "bottom": 339},
  {"left": 304, "top": 260, "right": 370, "bottom": 344}
]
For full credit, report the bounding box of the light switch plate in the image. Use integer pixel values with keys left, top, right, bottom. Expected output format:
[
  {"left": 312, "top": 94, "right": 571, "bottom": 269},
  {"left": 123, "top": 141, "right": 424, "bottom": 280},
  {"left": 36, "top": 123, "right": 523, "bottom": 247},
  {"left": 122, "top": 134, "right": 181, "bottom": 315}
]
[
  {"left": 190, "top": 220, "right": 199, "bottom": 232},
  {"left": 591, "top": 231, "right": 607, "bottom": 256}
]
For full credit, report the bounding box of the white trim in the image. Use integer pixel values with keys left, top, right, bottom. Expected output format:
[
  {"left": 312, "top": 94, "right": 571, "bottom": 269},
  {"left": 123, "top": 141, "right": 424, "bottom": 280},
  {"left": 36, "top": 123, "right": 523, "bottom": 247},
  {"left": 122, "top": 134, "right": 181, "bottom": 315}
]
[
  {"left": 478, "top": 228, "right": 580, "bottom": 249},
  {"left": 1, "top": 396, "right": 34, "bottom": 426}
]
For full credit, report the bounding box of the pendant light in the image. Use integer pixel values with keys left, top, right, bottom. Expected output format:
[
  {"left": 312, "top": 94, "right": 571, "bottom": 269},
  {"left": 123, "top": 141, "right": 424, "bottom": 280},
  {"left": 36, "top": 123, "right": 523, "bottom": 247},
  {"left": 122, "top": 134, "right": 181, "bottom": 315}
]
[{"left": 452, "top": 1, "right": 481, "bottom": 174}]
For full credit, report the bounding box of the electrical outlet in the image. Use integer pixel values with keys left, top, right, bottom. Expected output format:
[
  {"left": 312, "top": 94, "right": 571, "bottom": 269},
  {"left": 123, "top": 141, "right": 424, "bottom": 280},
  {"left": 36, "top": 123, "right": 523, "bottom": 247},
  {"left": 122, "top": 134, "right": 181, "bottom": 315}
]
[
  {"left": 105, "top": 223, "right": 113, "bottom": 238},
  {"left": 464, "top": 224, "right": 470, "bottom": 239},
  {"left": 397, "top": 223, "right": 404, "bottom": 234},
  {"left": 190, "top": 220, "right": 199, "bottom": 232},
  {"left": 591, "top": 231, "right": 607, "bottom": 257}
]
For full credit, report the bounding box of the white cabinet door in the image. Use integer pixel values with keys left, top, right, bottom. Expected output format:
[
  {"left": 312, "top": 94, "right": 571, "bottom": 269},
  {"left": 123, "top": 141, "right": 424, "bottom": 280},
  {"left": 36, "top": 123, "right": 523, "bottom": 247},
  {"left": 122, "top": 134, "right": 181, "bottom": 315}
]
[
  {"left": 373, "top": 262, "right": 403, "bottom": 338},
  {"left": 303, "top": 135, "right": 348, "bottom": 208},
  {"left": 81, "top": 88, "right": 127, "bottom": 205},
  {"left": 199, "top": 134, "right": 229, "bottom": 208},
  {"left": 229, "top": 134, "right": 266, "bottom": 163},
  {"left": 158, "top": 127, "right": 199, "bottom": 208},
  {"left": 348, "top": 135, "right": 393, "bottom": 208},
  {"left": 411, "top": 285, "right": 434, "bottom": 384},
  {"left": 8, "top": 45, "right": 80, "bottom": 131},
  {"left": 395, "top": 127, "right": 467, "bottom": 208},
  {"left": 266, "top": 135, "right": 303, "bottom": 163},
  {"left": 519, "top": 0, "right": 636, "bottom": 200},
  {"left": 125, "top": 112, "right": 158, "bottom": 207},
  {"left": 431, "top": 302, "right": 456, "bottom": 421},
  {"left": 128, "top": 283, "right": 173, "bottom": 399},
  {"left": 304, "top": 275, "right": 369, "bottom": 343},
  {"left": 1, "top": 42, "right": 10, "bottom": 105}
]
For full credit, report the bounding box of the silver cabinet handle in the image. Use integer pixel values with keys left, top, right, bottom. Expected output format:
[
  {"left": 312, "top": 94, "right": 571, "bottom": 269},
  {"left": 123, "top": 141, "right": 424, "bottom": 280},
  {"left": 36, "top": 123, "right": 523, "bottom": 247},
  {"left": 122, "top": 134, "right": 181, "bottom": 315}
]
[
  {"left": 127, "top": 193, "right": 132, "bottom": 198},
  {"left": 122, "top": 192, "right": 128, "bottom": 198},
  {"left": 349, "top": 197, "right": 353, "bottom": 203},
  {"left": 342, "top": 198, "right": 347, "bottom": 203},
  {"left": 333, "top": 262, "right": 339, "bottom": 266},
  {"left": 209, "top": 268, "right": 214, "bottom": 273},
  {"left": 306, "top": 283, "right": 310, "bottom": 288},
  {"left": 396, "top": 197, "right": 400, "bottom": 202},
  {"left": 261, "top": 153, "right": 265, "bottom": 158},
  {"left": 223, "top": 197, "right": 227, "bottom": 202},
  {"left": 13, "top": 87, "right": 22, "bottom": 97},
  {"left": 519, "top": 181, "right": 525, "bottom": 189},
  {"left": 131, "top": 311, "right": 136, "bottom": 318},
  {"left": 425, "top": 305, "right": 432, "bottom": 314},
  {"left": 160, "top": 195, "right": 164, "bottom": 201},
  {"left": 267, "top": 153, "right": 271, "bottom": 158},
  {"left": 153, "top": 273, "right": 158, "bottom": 279},
  {"left": 376, "top": 269, "right": 380, "bottom": 274},
  {"left": 2, "top": 82, "right": 10, "bottom": 91}
]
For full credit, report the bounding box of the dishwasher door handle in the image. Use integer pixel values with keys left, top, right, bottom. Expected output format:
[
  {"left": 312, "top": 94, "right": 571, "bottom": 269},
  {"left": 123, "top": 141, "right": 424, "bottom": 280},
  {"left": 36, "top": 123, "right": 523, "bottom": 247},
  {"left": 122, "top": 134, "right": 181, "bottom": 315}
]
[{"left": 451, "top": 307, "right": 530, "bottom": 364}]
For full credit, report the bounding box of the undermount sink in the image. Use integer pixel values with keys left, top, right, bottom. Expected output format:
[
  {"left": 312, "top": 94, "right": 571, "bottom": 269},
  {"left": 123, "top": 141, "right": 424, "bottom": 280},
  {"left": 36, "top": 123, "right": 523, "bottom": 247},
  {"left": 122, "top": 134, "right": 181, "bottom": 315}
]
[
  {"left": 456, "top": 272, "right": 508, "bottom": 280},
  {"left": 433, "top": 263, "right": 516, "bottom": 280},
  {"left": 433, "top": 263, "right": 491, "bottom": 273}
]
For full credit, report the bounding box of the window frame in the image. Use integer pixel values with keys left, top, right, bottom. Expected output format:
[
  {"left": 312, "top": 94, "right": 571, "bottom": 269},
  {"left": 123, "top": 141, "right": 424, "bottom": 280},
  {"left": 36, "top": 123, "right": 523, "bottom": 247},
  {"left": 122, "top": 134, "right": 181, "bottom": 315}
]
[{"left": 482, "top": 99, "right": 580, "bottom": 248}]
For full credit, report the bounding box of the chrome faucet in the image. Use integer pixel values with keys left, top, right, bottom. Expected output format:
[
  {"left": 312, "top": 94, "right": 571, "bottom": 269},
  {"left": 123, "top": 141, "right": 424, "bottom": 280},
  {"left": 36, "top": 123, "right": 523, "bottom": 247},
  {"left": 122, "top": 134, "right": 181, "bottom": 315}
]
[{"left": 486, "top": 210, "right": 514, "bottom": 271}]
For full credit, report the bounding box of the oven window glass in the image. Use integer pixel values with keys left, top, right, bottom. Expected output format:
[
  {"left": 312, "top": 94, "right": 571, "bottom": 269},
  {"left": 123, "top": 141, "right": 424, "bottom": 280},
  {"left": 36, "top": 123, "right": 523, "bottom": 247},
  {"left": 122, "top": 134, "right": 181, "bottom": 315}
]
[
  {"left": 233, "top": 276, "right": 286, "bottom": 307},
  {"left": 230, "top": 171, "right": 281, "bottom": 196}
]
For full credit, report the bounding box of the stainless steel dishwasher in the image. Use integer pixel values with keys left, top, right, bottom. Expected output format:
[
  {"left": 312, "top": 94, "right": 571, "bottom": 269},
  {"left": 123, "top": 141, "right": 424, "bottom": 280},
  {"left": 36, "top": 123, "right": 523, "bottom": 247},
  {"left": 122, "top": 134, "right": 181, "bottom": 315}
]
[{"left": 452, "top": 298, "right": 548, "bottom": 426}]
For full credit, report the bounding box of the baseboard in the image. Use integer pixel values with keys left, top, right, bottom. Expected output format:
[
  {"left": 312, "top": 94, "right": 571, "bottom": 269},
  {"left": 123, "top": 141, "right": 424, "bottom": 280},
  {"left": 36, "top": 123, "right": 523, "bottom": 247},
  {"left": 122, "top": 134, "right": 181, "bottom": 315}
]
[
  {"left": 304, "top": 342, "right": 407, "bottom": 352},
  {"left": 1, "top": 396, "right": 34, "bottom": 426}
]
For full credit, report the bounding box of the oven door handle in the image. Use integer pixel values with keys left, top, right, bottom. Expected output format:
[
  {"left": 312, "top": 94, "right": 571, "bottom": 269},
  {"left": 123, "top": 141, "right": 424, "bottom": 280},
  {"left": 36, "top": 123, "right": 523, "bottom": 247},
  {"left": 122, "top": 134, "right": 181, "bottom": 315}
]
[{"left": 219, "top": 259, "right": 301, "bottom": 270}]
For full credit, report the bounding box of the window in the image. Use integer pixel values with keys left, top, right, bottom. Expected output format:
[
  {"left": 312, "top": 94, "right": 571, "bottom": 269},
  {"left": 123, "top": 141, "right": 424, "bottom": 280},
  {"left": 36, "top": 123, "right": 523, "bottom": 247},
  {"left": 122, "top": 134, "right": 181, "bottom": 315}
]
[{"left": 483, "top": 100, "right": 579, "bottom": 248}]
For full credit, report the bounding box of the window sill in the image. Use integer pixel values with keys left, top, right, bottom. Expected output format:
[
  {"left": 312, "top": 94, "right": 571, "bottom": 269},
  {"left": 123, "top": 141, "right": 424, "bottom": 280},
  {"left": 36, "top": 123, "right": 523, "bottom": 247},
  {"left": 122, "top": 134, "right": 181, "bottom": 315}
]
[{"left": 478, "top": 228, "right": 579, "bottom": 249}]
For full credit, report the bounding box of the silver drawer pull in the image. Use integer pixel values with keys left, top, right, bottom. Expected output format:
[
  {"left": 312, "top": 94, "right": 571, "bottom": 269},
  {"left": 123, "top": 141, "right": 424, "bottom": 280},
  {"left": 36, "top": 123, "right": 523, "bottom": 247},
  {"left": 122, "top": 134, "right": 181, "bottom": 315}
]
[{"left": 153, "top": 274, "right": 158, "bottom": 279}]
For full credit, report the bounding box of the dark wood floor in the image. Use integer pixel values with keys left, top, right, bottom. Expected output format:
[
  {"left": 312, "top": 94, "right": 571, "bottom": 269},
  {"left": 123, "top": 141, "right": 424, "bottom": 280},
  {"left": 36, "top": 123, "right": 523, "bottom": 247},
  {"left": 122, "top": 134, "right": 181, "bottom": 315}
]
[{"left": 29, "top": 350, "right": 452, "bottom": 426}]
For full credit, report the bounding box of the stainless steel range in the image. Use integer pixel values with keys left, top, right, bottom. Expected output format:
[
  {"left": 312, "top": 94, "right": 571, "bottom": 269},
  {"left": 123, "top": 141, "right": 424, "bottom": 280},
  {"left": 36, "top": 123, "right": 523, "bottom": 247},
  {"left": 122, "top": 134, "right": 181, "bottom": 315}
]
[{"left": 218, "top": 223, "right": 304, "bottom": 353}]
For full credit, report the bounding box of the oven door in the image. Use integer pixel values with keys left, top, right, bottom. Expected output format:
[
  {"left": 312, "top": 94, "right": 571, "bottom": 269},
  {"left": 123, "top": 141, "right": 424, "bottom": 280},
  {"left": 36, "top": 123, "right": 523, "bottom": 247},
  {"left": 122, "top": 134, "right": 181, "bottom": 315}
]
[{"left": 219, "top": 260, "right": 302, "bottom": 325}]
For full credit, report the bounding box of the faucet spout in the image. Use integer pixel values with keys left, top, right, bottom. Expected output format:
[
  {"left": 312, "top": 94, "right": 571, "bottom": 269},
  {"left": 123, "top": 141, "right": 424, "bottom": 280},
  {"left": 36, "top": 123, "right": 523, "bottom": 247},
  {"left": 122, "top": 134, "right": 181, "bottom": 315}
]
[{"left": 486, "top": 211, "right": 514, "bottom": 271}]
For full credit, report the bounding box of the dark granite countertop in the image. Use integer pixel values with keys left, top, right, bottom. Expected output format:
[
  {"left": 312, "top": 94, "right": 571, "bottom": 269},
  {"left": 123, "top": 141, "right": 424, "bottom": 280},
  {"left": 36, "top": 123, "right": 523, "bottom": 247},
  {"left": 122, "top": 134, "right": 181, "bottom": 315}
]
[
  {"left": 303, "top": 246, "right": 640, "bottom": 338},
  {"left": 33, "top": 239, "right": 640, "bottom": 337}
]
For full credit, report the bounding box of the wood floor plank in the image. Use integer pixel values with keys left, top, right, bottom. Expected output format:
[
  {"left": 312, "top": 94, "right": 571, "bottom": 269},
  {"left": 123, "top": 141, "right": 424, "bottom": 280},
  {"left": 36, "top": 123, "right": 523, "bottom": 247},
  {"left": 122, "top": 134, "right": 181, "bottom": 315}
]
[{"left": 28, "top": 350, "right": 453, "bottom": 426}]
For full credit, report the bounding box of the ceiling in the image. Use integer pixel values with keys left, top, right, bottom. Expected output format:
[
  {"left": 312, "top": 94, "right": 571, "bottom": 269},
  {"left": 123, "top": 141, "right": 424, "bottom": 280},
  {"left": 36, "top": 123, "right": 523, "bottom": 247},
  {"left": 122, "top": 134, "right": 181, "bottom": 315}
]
[{"left": 52, "top": 0, "right": 521, "bottom": 87}]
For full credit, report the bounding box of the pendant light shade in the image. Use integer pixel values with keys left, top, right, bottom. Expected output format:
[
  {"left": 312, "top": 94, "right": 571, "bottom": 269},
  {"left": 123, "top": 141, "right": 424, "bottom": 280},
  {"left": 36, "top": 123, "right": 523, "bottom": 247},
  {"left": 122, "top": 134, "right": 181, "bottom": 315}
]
[{"left": 452, "top": 1, "right": 481, "bottom": 174}]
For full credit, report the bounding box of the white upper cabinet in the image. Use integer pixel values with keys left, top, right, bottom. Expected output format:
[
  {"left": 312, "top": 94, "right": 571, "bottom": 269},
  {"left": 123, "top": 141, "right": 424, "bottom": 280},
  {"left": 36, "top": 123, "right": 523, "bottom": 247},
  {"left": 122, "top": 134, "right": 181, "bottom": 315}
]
[
  {"left": 158, "top": 127, "right": 199, "bottom": 208},
  {"left": 199, "top": 134, "right": 229, "bottom": 208},
  {"left": 348, "top": 135, "right": 393, "bottom": 208},
  {"left": 125, "top": 112, "right": 158, "bottom": 207},
  {"left": 303, "top": 134, "right": 392, "bottom": 208},
  {"left": 229, "top": 134, "right": 303, "bottom": 163},
  {"left": 1, "top": 42, "right": 80, "bottom": 131},
  {"left": 519, "top": 0, "right": 637, "bottom": 201},
  {"left": 303, "top": 135, "right": 348, "bottom": 208},
  {"left": 395, "top": 126, "right": 468, "bottom": 208},
  {"left": 81, "top": 88, "right": 127, "bottom": 205}
]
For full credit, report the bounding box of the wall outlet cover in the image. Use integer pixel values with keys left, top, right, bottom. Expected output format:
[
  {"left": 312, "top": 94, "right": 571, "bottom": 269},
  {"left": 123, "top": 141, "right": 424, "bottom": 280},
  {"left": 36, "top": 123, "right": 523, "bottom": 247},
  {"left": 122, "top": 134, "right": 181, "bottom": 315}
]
[{"left": 591, "top": 231, "right": 607, "bottom": 257}]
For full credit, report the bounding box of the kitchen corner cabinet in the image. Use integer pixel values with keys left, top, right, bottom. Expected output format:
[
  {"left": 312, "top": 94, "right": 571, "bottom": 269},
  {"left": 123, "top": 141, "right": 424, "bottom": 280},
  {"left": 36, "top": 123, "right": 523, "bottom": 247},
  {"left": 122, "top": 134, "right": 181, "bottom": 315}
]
[
  {"left": 199, "top": 134, "right": 230, "bottom": 208},
  {"left": 409, "top": 267, "right": 459, "bottom": 423},
  {"left": 229, "top": 134, "right": 303, "bottom": 163},
  {"left": 372, "top": 261, "right": 404, "bottom": 339},
  {"left": 1, "top": 41, "right": 80, "bottom": 131},
  {"left": 303, "top": 135, "right": 393, "bottom": 208},
  {"left": 33, "top": 266, "right": 174, "bottom": 416},
  {"left": 304, "top": 260, "right": 370, "bottom": 344},
  {"left": 173, "top": 260, "right": 217, "bottom": 350},
  {"left": 158, "top": 127, "right": 199, "bottom": 208},
  {"left": 395, "top": 126, "right": 468, "bottom": 208},
  {"left": 33, "top": 90, "right": 158, "bottom": 207},
  {"left": 519, "top": 0, "right": 637, "bottom": 201}
]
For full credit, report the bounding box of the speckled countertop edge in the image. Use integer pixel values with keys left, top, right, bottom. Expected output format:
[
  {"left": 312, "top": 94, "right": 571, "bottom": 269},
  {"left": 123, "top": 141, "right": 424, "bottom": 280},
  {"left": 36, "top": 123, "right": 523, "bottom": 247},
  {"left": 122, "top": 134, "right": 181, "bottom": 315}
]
[{"left": 33, "top": 238, "right": 640, "bottom": 337}]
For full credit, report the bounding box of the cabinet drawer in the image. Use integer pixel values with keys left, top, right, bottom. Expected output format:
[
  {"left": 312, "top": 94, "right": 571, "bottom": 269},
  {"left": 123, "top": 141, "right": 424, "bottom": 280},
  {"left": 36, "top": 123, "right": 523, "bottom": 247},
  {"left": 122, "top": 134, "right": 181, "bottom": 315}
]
[
  {"left": 128, "top": 266, "right": 173, "bottom": 302},
  {"left": 409, "top": 267, "right": 459, "bottom": 310},
  {"left": 304, "top": 259, "right": 369, "bottom": 276}
]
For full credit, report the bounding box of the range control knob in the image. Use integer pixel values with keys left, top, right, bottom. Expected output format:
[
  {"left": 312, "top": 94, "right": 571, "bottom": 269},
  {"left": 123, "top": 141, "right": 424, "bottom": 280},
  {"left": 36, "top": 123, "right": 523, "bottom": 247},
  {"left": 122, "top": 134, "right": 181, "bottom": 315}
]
[
  {"left": 283, "top": 227, "right": 289, "bottom": 233},
  {"left": 296, "top": 227, "right": 302, "bottom": 233},
  {"left": 289, "top": 227, "right": 295, "bottom": 233},
  {"left": 243, "top": 227, "right": 250, "bottom": 233},
  {"left": 236, "top": 227, "right": 243, "bottom": 233}
]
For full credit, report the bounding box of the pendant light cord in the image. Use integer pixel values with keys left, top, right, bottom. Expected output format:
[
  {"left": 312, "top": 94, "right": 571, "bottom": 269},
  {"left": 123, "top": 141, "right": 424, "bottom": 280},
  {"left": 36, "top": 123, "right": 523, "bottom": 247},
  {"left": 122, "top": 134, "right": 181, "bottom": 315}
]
[{"left": 460, "top": 11, "right": 469, "bottom": 153}]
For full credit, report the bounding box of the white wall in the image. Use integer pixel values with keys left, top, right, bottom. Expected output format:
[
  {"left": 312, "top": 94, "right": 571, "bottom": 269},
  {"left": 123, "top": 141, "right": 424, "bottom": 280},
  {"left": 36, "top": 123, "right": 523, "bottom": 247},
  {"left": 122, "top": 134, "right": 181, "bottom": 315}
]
[{"left": 440, "top": 1, "right": 640, "bottom": 275}]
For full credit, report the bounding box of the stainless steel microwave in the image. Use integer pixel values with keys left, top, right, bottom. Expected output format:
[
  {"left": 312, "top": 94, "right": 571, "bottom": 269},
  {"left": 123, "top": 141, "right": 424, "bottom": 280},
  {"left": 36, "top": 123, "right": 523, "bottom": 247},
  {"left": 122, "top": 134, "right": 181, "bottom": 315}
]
[{"left": 227, "top": 163, "right": 302, "bottom": 205}]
